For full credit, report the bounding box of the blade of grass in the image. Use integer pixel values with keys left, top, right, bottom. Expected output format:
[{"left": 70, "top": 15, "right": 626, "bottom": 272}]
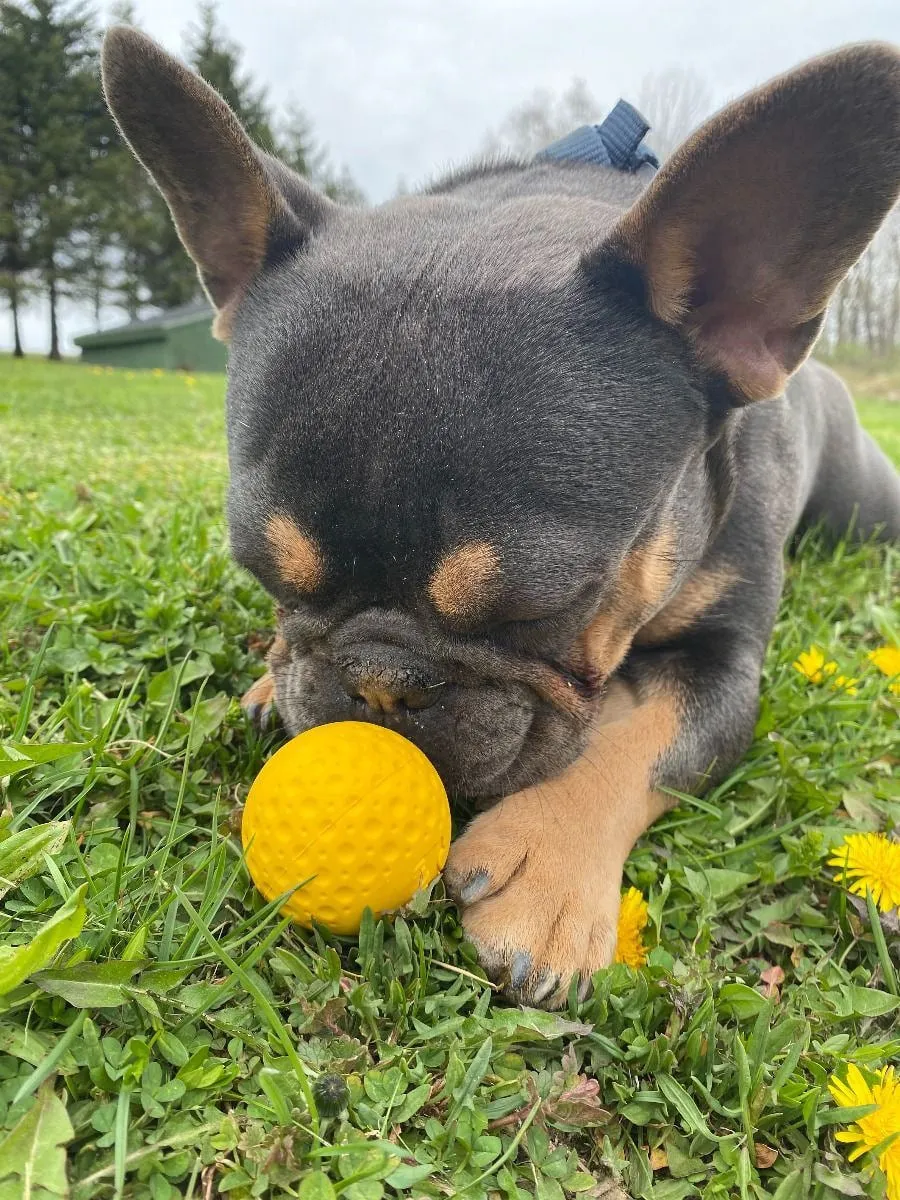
[
  {"left": 866, "top": 888, "right": 898, "bottom": 996},
  {"left": 172, "top": 884, "right": 321, "bottom": 1137}
]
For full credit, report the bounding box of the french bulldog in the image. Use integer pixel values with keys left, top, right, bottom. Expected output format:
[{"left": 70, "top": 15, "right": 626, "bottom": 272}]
[{"left": 102, "top": 29, "right": 900, "bottom": 1007}]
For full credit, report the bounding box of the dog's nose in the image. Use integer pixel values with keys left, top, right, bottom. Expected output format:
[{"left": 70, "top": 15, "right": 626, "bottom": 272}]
[{"left": 337, "top": 656, "right": 445, "bottom": 714}]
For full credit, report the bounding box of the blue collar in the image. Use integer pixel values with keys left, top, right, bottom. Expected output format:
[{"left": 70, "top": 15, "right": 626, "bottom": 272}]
[{"left": 536, "top": 99, "right": 658, "bottom": 173}]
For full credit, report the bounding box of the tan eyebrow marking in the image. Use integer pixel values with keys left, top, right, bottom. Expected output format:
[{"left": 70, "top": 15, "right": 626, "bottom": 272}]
[
  {"left": 428, "top": 541, "right": 501, "bottom": 619},
  {"left": 265, "top": 513, "right": 324, "bottom": 592}
]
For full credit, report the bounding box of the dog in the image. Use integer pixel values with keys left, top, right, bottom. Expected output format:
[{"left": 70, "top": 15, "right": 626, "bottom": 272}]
[{"left": 101, "top": 29, "right": 900, "bottom": 1009}]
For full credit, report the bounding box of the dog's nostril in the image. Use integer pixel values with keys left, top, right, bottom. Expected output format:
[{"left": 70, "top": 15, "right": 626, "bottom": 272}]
[{"left": 338, "top": 663, "right": 445, "bottom": 714}]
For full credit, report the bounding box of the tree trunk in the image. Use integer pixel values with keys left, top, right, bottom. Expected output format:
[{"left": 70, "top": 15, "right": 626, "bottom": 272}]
[
  {"left": 48, "top": 269, "right": 60, "bottom": 360},
  {"left": 10, "top": 286, "right": 23, "bottom": 357}
]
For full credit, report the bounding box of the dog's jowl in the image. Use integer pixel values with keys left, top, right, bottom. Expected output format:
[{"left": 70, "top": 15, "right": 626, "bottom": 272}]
[{"left": 102, "top": 27, "right": 900, "bottom": 1007}]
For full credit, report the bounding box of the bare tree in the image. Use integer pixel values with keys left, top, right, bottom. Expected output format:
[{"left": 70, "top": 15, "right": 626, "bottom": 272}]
[
  {"left": 481, "top": 78, "right": 602, "bottom": 159},
  {"left": 825, "top": 206, "right": 900, "bottom": 355},
  {"left": 482, "top": 68, "right": 712, "bottom": 165},
  {"left": 636, "top": 68, "right": 713, "bottom": 162}
]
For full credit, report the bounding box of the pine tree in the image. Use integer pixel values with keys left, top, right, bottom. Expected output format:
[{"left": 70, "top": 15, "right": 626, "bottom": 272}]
[
  {"left": 0, "top": 2, "right": 35, "bottom": 353},
  {"left": 0, "top": 0, "right": 116, "bottom": 358},
  {"left": 277, "top": 103, "right": 365, "bottom": 205},
  {"left": 185, "top": 1, "right": 275, "bottom": 149}
]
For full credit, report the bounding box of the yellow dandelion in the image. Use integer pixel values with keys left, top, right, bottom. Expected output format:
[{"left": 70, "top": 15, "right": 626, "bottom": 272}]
[
  {"left": 793, "top": 646, "right": 838, "bottom": 684},
  {"left": 184, "top": 375, "right": 197, "bottom": 386},
  {"left": 869, "top": 646, "right": 900, "bottom": 696},
  {"left": 614, "top": 887, "right": 649, "bottom": 968},
  {"left": 828, "top": 1063, "right": 900, "bottom": 1199},
  {"left": 832, "top": 675, "right": 859, "bottom": 697},
  {"left": 152, "top": 368, "right": 164, "bottom": 377},
  {"left": 828, "top": 833, "right": 900, "bottom": 913}
]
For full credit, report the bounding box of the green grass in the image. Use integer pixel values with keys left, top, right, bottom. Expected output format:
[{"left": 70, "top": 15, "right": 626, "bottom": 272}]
[{"left": 1, "top": 354, "right": 898, "bottom": 1200}]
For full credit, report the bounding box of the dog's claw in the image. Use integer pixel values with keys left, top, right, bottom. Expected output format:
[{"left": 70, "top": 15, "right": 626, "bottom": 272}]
[
  {"left": 457, "top": 870, "right": 490, "bottom": 905},
  {"left": 530, "top": 971, "right": 560, "bottom": 1005},
  {"left": 509, "top": 950, "right": 533, "bottom": 990}
]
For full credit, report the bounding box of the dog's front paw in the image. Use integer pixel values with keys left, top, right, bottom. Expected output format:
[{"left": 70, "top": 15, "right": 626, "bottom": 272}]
[
  {"left": 444, "top": 792, "right": 622, "bottom": 1008},
  {"left": 241, "top": 671, "right": 278, "bottom": 729}
]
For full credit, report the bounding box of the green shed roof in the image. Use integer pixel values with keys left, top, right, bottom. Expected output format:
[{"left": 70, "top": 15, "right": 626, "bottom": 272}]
[{"left": 73, "top": 301, "right": 214, "bottom": 349}]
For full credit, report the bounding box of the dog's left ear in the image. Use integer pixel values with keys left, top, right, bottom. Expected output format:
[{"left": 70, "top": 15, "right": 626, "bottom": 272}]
[
  {"left": 596, "top": 43, "right": 900, "bottom": 402},
  {"left": 101, "top": 26, "right": 332, "bottom": 337}
]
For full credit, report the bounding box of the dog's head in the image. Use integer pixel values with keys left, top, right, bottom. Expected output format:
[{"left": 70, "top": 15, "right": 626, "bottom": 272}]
[{"left": 102, "top": 31, "right": 900, "bottom": 796}]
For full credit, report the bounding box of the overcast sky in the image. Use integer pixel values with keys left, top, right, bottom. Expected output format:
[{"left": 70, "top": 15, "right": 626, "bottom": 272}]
[{"left": 9, "top": 0, "right": 900, "bottom": 354}]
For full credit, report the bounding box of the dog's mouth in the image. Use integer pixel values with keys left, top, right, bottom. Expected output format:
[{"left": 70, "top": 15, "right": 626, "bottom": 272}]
[
  {"left": 264, "top": 603, "right": 606, "bottom": 796},
  {"left": 266, "top": 636, "right": 599, "bottom": 799}
]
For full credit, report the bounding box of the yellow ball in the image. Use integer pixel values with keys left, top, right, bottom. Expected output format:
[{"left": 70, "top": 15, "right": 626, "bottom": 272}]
[{"left": 241, "top": 721, "right": 451, "bottom": 935}]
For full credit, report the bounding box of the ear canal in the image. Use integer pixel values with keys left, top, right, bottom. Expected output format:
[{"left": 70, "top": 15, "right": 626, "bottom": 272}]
[
  {"left": 101, "top": 26, "right": 329, "bottom": 331},
  {"left": 595, "top": 42, "right": 900, "bottom": 402}
]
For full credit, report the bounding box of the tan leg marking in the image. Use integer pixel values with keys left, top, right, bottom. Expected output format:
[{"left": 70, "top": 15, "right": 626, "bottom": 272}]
[{"left": 444, "top": 687, "right": 678, "bottom": 1007}]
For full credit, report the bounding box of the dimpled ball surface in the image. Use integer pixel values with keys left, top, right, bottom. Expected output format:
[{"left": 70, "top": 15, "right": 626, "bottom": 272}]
[{"left": 241, "top": 721, "right": 451, "bottom": 935}]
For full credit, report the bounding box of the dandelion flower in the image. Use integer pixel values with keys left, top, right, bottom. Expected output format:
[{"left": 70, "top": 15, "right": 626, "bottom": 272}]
[
  {"left": 828, "top": 833, "right": 900, "bottom": 913},
  {"left": 793, "top": 648, "right": 858, "bottom": 695},
  {"left": 793, "top": 646, "right": 838, "bottom": 684},
  {"left": 828, "top": 1063, "right": 900, "bottom": 1199},
  {"left": 614, "top": 888, "right": 649, "bottom": 968},
  {"left": 832, "top": 675, "right": 859, "bottom": 696},
  {"left": 869, "top": 645, "right": 900, "bottom": 696}
]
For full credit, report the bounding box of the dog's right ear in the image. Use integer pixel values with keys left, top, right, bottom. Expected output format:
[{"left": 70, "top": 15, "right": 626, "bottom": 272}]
[
  {"left": 596, "top": 43, "right": 900, "bottom": 403},
  {"left": 101, "top": 26, "right": 331, "bottom": 336}
]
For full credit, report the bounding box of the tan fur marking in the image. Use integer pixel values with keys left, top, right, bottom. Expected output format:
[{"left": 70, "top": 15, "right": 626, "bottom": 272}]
[
  {"left": 578, "top": 525, "right": 676, "bottom": 678},
  {"left": 211, "top": 307, "right": 234, "bottom": 342},
  {"left": 355, "top": 682, "right": 399, "bottom": 714},
  {"left": 240, "top": 670, "right": 276, "bottom": 715},
  {"left": 445, "top": 687, "right": 679, "bottom": 1007},
  {"left": 635, "top": 565, "right": 738, "bottom": 646},
  {"left": 428, "top": 541, "right": 500, "bottom": 619},
  {"left": 612, "top": 208, "right": 695, "bottom": 325},
  {"left": 265, "top": 514, "right": 324, "bottom": 592}
]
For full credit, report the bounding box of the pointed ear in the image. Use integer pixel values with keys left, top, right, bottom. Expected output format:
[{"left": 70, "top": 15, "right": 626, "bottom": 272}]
[
  {"left": 101, "top": 26, "right": 331, "bottom": 336},
  {"left": 595, "top": 43, "right": 900, "bottom": 402}
]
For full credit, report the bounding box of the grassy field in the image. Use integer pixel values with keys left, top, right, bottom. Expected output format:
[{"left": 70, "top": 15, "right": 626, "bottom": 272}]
[{"left": 0, "top": 355, "right": 898, "bottom": 1200}]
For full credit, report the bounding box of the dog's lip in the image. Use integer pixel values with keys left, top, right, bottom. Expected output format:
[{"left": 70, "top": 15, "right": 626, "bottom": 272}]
[{"left": 452, "top": 707, "right": 537, "bottom": 798}]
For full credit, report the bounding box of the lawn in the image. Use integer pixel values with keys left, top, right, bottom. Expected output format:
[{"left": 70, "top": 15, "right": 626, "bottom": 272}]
[{"left": 0, "top": 355, "right": 898, "bottom": 1200}]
